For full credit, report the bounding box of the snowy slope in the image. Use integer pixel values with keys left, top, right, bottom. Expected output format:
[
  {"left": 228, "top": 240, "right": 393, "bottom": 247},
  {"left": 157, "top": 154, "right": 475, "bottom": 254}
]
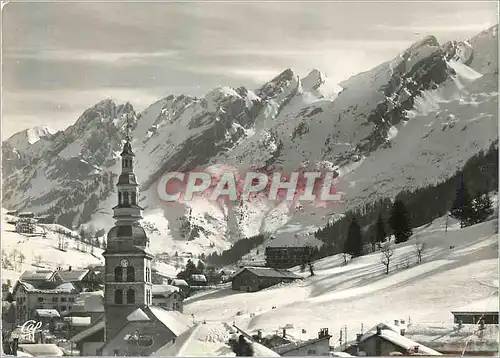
[
  {"left": 2, "top": 25, "right": 498, "bottom": 258},
  {"left": 1, "top": 209, "right": 104, "bottom": 285},
  {"left": 183, "top": 215, "right": 499, "bottom": 350}
]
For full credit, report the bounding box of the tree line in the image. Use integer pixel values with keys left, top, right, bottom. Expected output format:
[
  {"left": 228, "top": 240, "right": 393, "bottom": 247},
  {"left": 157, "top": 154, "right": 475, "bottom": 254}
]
[
  {"left": 204, "top": 142, "right": 497, "bottom": 269},
  {"left": 314, "top": 142, "right": 497, "bottom": 262}
]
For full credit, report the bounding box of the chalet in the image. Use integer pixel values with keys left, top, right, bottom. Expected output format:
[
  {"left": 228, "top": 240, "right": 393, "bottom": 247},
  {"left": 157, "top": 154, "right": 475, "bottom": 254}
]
[
  {"left": 34, "top": 309, "right": 60, "bottom": 329},
  {"left": 451, "top": 297, "right": 499, "bottom": 325},
  {"left": 231, "top": 267, "right": 301, "bottom": 292},
  {"left": 354, "top": 326, "right": 441, "bottom": 356},
  {"left": 168, "top": 278, "right": 190, "bottom": 297},
  {"left": 152, "top": 285, "right": 183, "bottom": 312},
  {"left": 58, "top": 267, "right": 102, "bottom": 292},
  {"left": 189, "top": 274, "right": 207, "bottom": 286},
  {"left": 274, "top": 328, "right": 332, "bottom": 356},
  {"left": 265, "top": 246, "right": 312, "bottom": 269}
]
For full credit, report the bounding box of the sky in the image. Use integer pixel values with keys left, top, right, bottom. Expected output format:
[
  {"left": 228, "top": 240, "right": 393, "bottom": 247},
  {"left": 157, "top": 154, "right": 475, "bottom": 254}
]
[{"left": 2, "top": 1, "right": 498, "bottom": 140}]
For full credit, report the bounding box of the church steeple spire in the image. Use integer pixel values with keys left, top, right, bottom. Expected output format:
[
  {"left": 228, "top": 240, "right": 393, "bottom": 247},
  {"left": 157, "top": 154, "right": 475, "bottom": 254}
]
[{"left": 103, "top": 114, "right": 154, "bottom": 343}]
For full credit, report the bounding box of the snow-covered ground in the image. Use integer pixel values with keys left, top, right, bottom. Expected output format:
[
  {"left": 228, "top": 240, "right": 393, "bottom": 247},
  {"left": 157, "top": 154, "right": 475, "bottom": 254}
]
[
  {"left": 1, "top": 209, "right": 104, "bottom": 284},
  {"left": 184, "top": 215, "right": 499, "bottom": 350}
]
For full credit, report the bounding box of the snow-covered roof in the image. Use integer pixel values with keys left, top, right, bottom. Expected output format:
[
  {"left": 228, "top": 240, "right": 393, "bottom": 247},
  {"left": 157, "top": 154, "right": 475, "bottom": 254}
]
[
  {"left": 148, "top": 306, "right": 191, "bottom": 336},
  {"left": 70, "top": 319, "right": 105, "bottom": 342},
  {"left": 16, "top": 281, "right": 77, "bottom": 294},
  {"left": 127, "top": 308, "right": 151, "bottom": 321},
  {"left": 233, "top": 266, "right": 301, "bottom": 279},
  {"left": 58, "top": 269, "right": 90, "bottom": 282},
  {"left": 171, "top": 279, "right": 189, "bottom": 287},
  {"left": 35, "top": 309, "right": 60, "bottom": 318},
  {"left": 20, "top": 270, "right": 56, "bottom": 281},
  {"left": 152, "top": 284, "right": 179, "bottom": 297},
  {"left": 190, "top": 274, "right": 207, "bottom": 282},
  {"left": 18, "top": 344, "right": 64, "bottom": 356},
  {"left": 452, "top": 295, "right": 499, "bottom": 313},
  {"left": 63, "top": 316, "right": 92, "bottom": 327},
  {"left": 377, "top": 329, "right": 442, "bottom": 356}
]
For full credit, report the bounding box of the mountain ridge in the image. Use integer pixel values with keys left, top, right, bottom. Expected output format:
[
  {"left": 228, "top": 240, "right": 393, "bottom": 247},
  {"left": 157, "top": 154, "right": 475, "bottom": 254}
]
[{"left": 2, "top": 25, "right": 498, "bottom": 256}]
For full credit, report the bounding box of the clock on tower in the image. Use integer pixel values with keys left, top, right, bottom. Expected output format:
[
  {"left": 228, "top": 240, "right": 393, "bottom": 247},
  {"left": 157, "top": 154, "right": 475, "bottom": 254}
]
[{"left": 120, "top": 259, "right": 129, "bottom": 267}]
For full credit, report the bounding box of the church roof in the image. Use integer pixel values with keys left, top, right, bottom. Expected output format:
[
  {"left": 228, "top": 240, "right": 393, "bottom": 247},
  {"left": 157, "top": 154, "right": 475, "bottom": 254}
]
[
  {"left": 127, "top": 308, "right": 150, "bottom": 321},
  {"left": 146, "top": 306, "right": 191, "bottom": 337}
]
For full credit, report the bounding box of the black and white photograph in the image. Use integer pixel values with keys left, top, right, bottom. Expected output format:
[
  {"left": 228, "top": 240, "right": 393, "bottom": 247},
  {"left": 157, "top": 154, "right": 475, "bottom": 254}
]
[{"left": 1, "top": 1, "right": 499, "bottom": 356}]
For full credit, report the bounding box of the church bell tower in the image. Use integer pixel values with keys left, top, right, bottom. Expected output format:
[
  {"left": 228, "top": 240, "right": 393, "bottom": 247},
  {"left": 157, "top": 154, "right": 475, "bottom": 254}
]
[{"left": 103, "top": 116, "right": 154, "bottom": 342}]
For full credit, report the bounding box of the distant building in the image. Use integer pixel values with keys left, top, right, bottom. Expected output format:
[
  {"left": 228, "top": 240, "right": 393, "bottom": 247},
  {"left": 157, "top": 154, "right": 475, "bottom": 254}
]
[
  {"left": 451, "top": 298, "right": 499, "bottom": 325},
  {"left": 152, "top": 285, "right": 183, "bottom": 312},
  {"left": 168, "top": 279, "right": 190, "bottom": 297},
  {"left": 15, "top": 215, "right": 36, "bottom": 234},
  {"left": 66, "top": 290, "right": 104, "bottom": 325},
  {"left": 265, "top": 246, "right": 312, "bottom": 269},
  {"left": 231, "top": 267, "right": 301, "bottom": 292},
  {"left": 57, "top": 267, "right": 102, "bottom": 292},
  {"left": 275, "top": 328, "right": 332, "bottom": 356},
  {"left": 188, "top": 274, "right": 207, "bottom": 286}
]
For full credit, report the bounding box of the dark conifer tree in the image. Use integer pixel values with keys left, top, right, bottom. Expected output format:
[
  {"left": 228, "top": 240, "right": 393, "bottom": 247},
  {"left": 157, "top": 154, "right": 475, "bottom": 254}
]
[
  {"left": 344, "top": 217, "right": 363, "bottom": 257},
  {"left": 450, "top": 173, "right": 474, "bottom": 228},
  {"left": 389, "top": 200, "right": 413, "bottom": 243},
  {"left": 471, "top": 192, "right": 494, "bottom": 224},
  {"left": 375, "top": 214, "right": 386, "bottom": 243}
]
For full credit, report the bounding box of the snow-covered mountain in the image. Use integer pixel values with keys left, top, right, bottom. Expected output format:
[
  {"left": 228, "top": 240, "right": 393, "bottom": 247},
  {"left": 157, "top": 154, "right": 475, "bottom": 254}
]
[{"left": 2, "top": 25, "right": 498, "bottom": 256}]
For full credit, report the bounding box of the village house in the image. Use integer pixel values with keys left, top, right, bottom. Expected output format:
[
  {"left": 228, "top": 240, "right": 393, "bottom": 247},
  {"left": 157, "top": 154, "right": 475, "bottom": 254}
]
[
  {"left": 274, "top": 328, "right": 332, "bottom": 356},
  {"left": 231, "top": 267, "right": 301, "bottom": 292},
  {"left": 152, "top": 285, "right": 184, "bottom": 312},
  {"left": 451, "top": 297, "right": 499, "bottom": 325},
  {"left": 12, "top": 270, "right": 80, "bottom": 323},
  {"left": 167, "top": 278, "right": 190, "bottom": 297},
  {"left": 57, "top": 267, "right": 102, "bottom": 292},
  {"left": 265, "top": 246, "right": 312, "bottom": 269},
  {"left": 351, "top": 326, "right": 442, "bottom": 356}
]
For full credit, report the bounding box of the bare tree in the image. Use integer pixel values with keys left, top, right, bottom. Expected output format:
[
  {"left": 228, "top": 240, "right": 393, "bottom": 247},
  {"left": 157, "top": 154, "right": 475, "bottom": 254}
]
[
  {"left": 415, "top": 242, "right": 426, "bottom": 264},
  {"left": 380, "top": 243, "right": 395, "bottom": 275},
  {"left": 342, "top": 253, "right": 351, "bottom": 266}
]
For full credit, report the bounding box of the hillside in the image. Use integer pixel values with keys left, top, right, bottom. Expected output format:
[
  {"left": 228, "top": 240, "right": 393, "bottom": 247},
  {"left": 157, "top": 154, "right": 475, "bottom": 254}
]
[
  {"left": 183, "top": 214, "right": 499, "bottom": 352},
  {"left": 2, "top": 25, "right": 498, "bottom": 258},
  {"left": 0, "top": 208, "right": 104, "bottom": 284}
]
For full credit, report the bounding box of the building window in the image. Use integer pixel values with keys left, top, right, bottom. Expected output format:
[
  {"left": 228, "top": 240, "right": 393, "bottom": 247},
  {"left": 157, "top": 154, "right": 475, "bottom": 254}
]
[
  {"left": 114, "top": 289, "right": 123, "bottom": 304},
  {"left": 114, "top": 266, "right": 123, "bottom": 281},
  {"left": 127, "top": 289, "right": 135, "bottom": 304},
  {"left": 118, "top": 192, "right": 122, "bottom": 205},
  {"left": 131, "top": 192, "right": 137, "bottom": 205},
  {"left": 307, "top": 350, "right": 316, "bottom": 355},
  {"left": 38, "top": 297, "right": 44, "bottom": 302},
  {"left": 60, "top": 297, "right": 67, "bottom": 302},
  {"left": 52, "top": 297, "right": 58, "bottom": 302},
  {"left": 61, "top": 306, "right": 67, "bottom": 311},
  {"left": 146, "top": 289, "right": 150, "bottom": 305},
  {"left": 69, "top": 297, "right": 75, "bottom": 302},
  {"left": 126, "top": 266, "right": 135, "bottom": 282},
  {"left": 113, "top": 349, "right": 119, "bottom": 356},
  {"left": 123, "top": 159, "right": 128, "bottom": 168},
  {"left": 146, "top": 268, "right": 150, "bottom": 282},
  {"left": 123, "top": 192, "right": 129, "bottom": 206}
]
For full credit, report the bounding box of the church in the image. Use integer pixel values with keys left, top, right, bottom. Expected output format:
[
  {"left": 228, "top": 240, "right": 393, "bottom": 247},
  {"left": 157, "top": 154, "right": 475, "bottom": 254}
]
[{"left": 71, "top": 126, "right": 192, "bottom": 356}]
